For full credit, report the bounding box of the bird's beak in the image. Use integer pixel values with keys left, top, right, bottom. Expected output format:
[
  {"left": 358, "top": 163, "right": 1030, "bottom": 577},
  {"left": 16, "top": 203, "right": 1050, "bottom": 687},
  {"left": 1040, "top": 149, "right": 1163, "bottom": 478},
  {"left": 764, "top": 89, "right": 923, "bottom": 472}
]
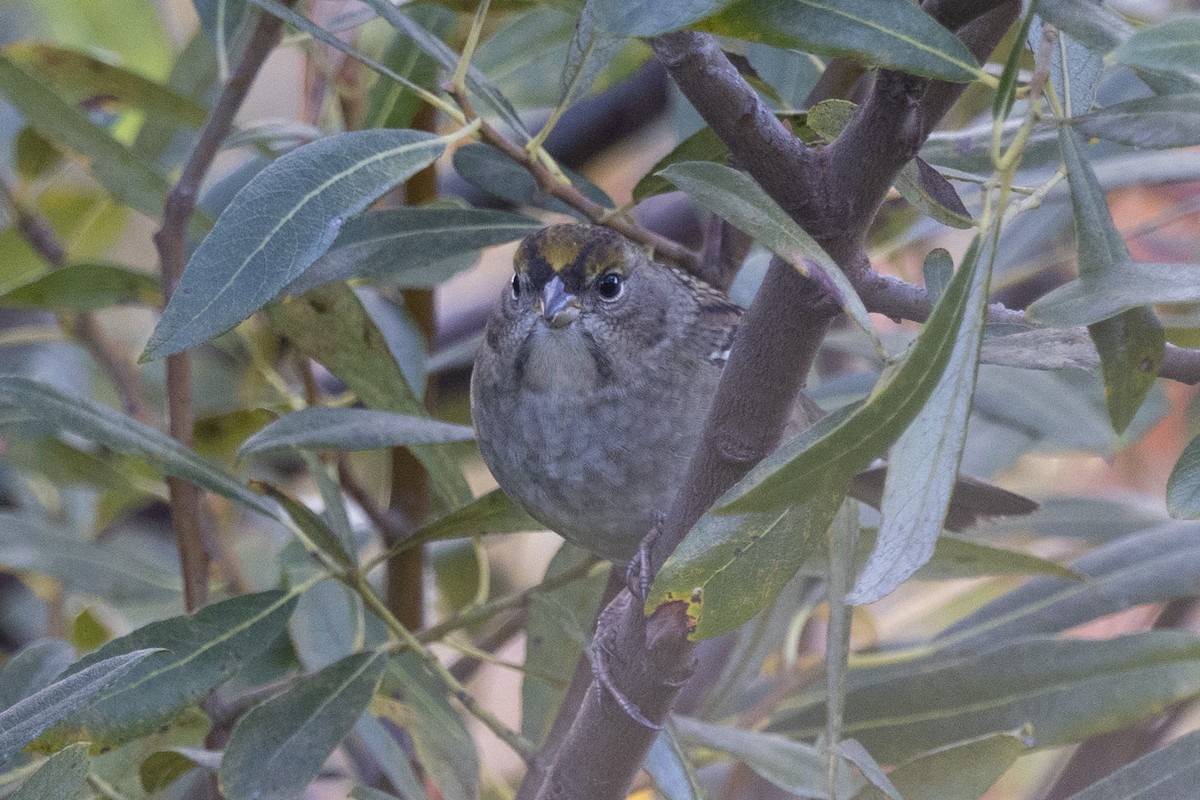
[{"left": 539, "top": 276, "right": 581, "bottom": 328}]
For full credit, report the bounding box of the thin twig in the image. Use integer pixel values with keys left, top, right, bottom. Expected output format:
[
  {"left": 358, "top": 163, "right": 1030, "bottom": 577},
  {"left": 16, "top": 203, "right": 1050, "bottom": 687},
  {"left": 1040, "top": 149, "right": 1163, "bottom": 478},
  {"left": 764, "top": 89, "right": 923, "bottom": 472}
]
[
  {"left": 447, "top": 88, "right": 702, "bottom": 274},
  {"left": 152, "top": 4, "right": 296, "bottom": 610}
]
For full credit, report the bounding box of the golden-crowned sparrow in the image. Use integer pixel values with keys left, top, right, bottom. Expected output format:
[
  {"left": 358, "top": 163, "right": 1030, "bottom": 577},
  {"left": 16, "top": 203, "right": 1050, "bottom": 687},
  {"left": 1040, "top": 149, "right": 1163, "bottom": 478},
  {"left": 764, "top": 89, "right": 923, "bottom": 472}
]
[{"left": 471, "top": 224, "right": 1034, "bottom": 562}]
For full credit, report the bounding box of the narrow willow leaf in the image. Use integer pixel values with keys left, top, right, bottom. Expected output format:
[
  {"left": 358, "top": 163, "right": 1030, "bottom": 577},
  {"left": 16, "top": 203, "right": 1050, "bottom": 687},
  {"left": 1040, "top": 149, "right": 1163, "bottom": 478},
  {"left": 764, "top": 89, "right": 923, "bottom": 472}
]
[
  {"left": 1030, "top": 16, "right": 1102, "bottom": 120},
  {"left": 848, "top": 239, "right": 990, "bottom": 604},
  {"left": 403, "top": 489, "right": 542, "bottom": 549},
  {"left": 251, "top": 482, "right": 354, "bottom": 569},
  {"left": 645, "top": 728, "right": 703, "bottom": 800},
  {"left": 716, "top": 219, "right": 982, "bottom": 515},
  {"left": 375, "top": 654, "right": 479, "bottom": 800},
  {"left": 357, "top": 0, "right": 529, "bottom": 138},
  {"left": 825, "top": 503, "right": 865, "bottom": 796},
  {"left": 240, "top": 407, "right": 473, "bottom": 457},
  {"left": 633, "top": 126, "right": 726, "bottom": 202},
  {"left": 1073, "top": 94, "right": 1200, "bottom": 149},
  {"left": 588, "top": 0, "right": 735, "bottom": 37},
  {"left": 0, "top": 263, "right": 161, "bottom": 311},
  {"left": 521, "top": 544, "right": 607, "bottom": 745},
  {"left": 10, "top": 742, "right": 90, "bottom": 800},
  {"left": 0, "top": 640, "right": 76, "bottom": 710},
  {"left": 291, "top": 207, "right": 541, "bottom": 293},
  {"left": 144, "top": 128, "right": 469, "bottom": 360},
  {"left": 980, "top": 328, "right": 1100, "bottom": 371},
  {"left": 0, "top": 53, "right": 170, "bottom": 218},
  {"left": 1167, "top": 432, "right": 1200, "bottom": 517},
  {"left": 851, "top": 732, "right": 1031, "bottom": 800},
  {"left": 560, "top": 1, "right": 624, "bottom": 111},
  {"left": 651, "top": 490, "right": 843, "bottom": 641},
  {"left": 1065, "top": 727, "right": 1200, "bottom": 799},
  {"left": 936, "top": 521, "right": 1200, "bottom": 649},
  {"left": 839, "top": 739, "right": 901, "bottom": 800},
  {"left": 353, "top": 716, "right": 426, "bottom": 800},
  {"left": 1028, "top": 261, "right": 1200, "bottom": 327},
  {"left": 139, "top": 747, "right": 222, "bottom": 793},
  {"left": 1036, "top": 0, "right": 1130, "bottom": 53},
  {"left": 660, "top": 161, "right": 876, "bottom": 342},
  {"left": 672, "top": 715, "right": 861, "bottom": 799},
  {"left": 452, "top": 142, "right": 613, "bottom": 212},
  {"left": 698, "top": 0, "right": 981, "bottom": 82},
  {"left": 365, "top": 4, "right": 453, "bottom": 130},
  {"left": 993, "top": 3, "right": 1037, "bottom": 121},
  {"left": 0, "top": 512, "right": 181, "bottom": 599},
  {"left": 267, "top": 284, "right": 471, "bottom": 509},
  {"left": 2, "top": 42, "right": 208, "bottom": 126},
  {"left": 1047, "top": 127, "right": 1164, "bottom": 433},
  {"left": 220, "top": 652, "right": 385, "bottom": 800},
  {"left": 1111, "top": 16, "right": 1200, "bottom": 75},
  {"left": 770, "top": 631, "right": 1200, "bottom": 764},
  {"left": 43, "top": 591, "right": 298, "bottom": 748},
  {"left": 0, "top": 648, "right": 160, "bottom": 764},
  {"left": 0, "top": 377, "right": 276, "bottom": 517}
]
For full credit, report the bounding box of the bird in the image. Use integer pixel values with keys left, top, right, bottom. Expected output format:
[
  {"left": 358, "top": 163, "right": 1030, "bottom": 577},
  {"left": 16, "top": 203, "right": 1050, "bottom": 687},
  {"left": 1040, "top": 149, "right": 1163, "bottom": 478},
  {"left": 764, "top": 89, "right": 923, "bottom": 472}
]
[{"left": 470, "top": 223, "right": 1035, "bottom": 564}]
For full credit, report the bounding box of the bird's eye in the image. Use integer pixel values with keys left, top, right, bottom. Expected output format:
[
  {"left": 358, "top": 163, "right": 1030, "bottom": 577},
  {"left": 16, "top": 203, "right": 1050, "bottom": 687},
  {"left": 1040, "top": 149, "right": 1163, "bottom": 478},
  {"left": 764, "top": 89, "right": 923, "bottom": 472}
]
[
  {"left": 596, "top": 272, "right": 623, "bottom": 301},
  {"left": 510, "top": 273, "right": 521, "bottom": 299}
]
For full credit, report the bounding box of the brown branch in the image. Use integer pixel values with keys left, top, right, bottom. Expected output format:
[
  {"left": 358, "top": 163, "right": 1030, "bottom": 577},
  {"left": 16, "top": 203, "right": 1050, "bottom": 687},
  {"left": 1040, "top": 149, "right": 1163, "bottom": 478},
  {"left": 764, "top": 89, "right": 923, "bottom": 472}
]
[
  {"left": 152, "top": 5, "right": 295, "bottom": 610},
  {"left": 0, "top": 175, "right": 150, "bottom": 422},
  {"left": 448, "top": 88, "right": 702, "bottom": 275},
  {"left": 526, "top": 5, "right": 1022, "bottom": 797}
]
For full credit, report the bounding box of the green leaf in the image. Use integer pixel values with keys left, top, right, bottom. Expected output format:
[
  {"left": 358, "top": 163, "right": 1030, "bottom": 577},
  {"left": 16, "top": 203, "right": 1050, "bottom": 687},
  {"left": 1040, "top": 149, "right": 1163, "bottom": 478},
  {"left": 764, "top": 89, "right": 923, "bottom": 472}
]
[
  {"left": 139, "top": 747, "right": 222, "bottom": 793},
  {"left": 1030, "top": 15, "right": 1102, "bottom": 119},
  {"left": 848, "top": 238, "right": 990, "bottom": 604},
  {"left": 0, "top": 263, "right": 161, "bottom": 311},
  {"left": 365, "top": 4, "right": 453, "bottom": 130},
  {"left": 452, "top": 142, "right": 613, "bottom": 212},
  {"left": 588, "top": 0, "right": 735, "bottom": 37},
  {"left": 239, "top": 407, "right": 474, "bottom": 457},
  {"left": 1168, "top": 432, "right": 1200, "bottom": 517},
  {"left": 252, "top": 483, "right": 354, "bottom": 569},
  {"left": 770, "top": 631, "right": 1200, "bottom": 764},
  {"left": 43, "top": 591, "right": 298, "bottom": 748},
  {"left": 0, "top": 53, "right": 171, "bottom": 218},
  {"left": 1028, "top": 261, "right": 1200, "bottom": 327},
  {"left": 1041, "top": 127, "right": 1165, "bottom": 433},
  {"left": 220, "top": 652, "right": 385, "bottom": 800},
  {"left": 1111, "top": 15, "right": 1200, "bottom": 76},
  {"left": 375, "top": 654, "right": 479, "bottom": 800},
  {"left": 851, "top": 732, "right": 1031, "bottom": 800},
  {"left": 0, "top": 640, "right": 76, "bottom": 710},
  {"left": 1065, "top": 727, "right": 1200, "bottom": 799},
  {"left": 650, "top": 491, "right": 844, "bottom": 641},
  {"left": 291, "top": 207, "right": 541, "bottom": 293},
  {"left": 357, "top": 0, "right": 529, "bottom": 138},
  {"left": 698, "top": 0, "right": 981, "bottom": 82},
  {"left": 10, "top": 743, "right": 90, "bottom": 800},
  {"left": 993, "top": 3, "right": 1037, "bottom": 121},
  {"left": 266, "top": 284, "right": 471, "bottom": 509},
  {"left": 645, "top": 728, "right": 703, "bottom": 800},
  {"left": 672, "top": 715, "right": 861, "bottom": 799},
  {"left": 659, "top": 161, "right": 876, "bottom": 342},
  {"left": 1073, "top": 94, "right": 1200, "bottom": 149},
  {"left": 0, "top": 648, "right": 160, "bottom": 764},
  {"left": 144, "top": 128, "right": 469, "bottom": 360},
  {"left": 0, "top": 376, "right": 276, "bottom": 518},
  {"left": 715, "top": 218, "right": 983, "bottom": 516},
  {"left": 1036, "top": 0, "right": 1131, "bottom": 53},
  {"left": 2, "top": 42, "right": 208, "bottom": 126},
  {"left": 936, "top": 521, "right": 1200, "bottom": 650},
  {"left": 0, "top": 512, "right": 181, "bottom": 599},
  {"left": 1089, "top": 309, "right": 1164, "bottom": 434},
  {"left": 559, "top": 3, "right": 625, "bottom": 112},
  {"left": 633, "top": 126, "right": 726, "bottom": 202},
  {"left": 521, "top": 544, "right": 607, "bottom": 745},
  {"left": 403, "top": 488, "right": 542, "bottom": 549}
]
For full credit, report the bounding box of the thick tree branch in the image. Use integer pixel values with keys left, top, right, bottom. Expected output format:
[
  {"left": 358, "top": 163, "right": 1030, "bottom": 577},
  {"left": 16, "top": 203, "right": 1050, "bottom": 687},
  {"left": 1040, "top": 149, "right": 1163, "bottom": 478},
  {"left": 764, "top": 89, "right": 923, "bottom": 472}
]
[
  {"left": 153, "top": 6, "right": 293, "bottom": 610},
  {"left": 528, "top": 4, "right": 1023, "bottom": 797}
]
